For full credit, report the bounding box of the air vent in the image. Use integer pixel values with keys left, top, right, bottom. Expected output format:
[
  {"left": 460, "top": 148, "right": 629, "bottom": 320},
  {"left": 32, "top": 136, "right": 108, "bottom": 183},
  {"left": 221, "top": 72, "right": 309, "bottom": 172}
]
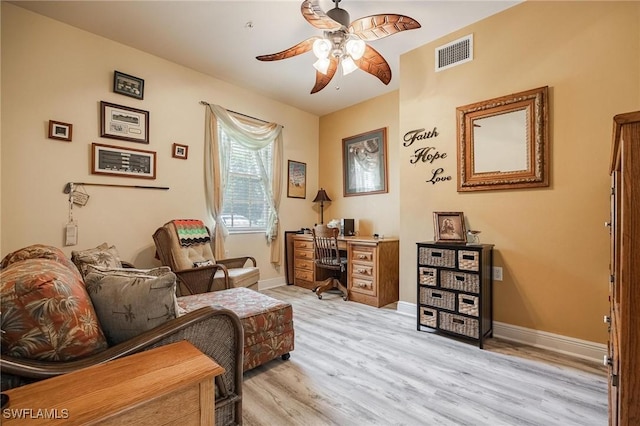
[{"left": 435, "top": 34, "right": 473, "bottom": 72}]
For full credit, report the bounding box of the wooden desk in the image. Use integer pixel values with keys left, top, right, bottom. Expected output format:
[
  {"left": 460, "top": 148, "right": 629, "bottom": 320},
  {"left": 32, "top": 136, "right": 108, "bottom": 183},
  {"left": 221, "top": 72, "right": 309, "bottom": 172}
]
[
  {"left": 2, "top": 341, "right": 224, "bottom": 425},
  {"left": 293, "top": 234, "right": 399, "bottom": 307}
]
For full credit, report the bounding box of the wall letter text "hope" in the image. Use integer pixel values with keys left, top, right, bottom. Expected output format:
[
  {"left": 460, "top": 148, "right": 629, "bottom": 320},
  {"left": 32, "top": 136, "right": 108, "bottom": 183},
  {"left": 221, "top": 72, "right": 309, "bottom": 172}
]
[{"left": 410, "top": 146, "right": 447, "bottom": 164}]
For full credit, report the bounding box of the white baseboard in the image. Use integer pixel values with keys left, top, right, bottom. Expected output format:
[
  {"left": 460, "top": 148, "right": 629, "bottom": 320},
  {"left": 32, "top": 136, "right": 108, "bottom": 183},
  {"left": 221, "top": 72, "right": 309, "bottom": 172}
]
[
  {"left": 258, "top": 277, "right": 287, "bottom": 290},
  {"left": 396, "top": 301, "right": 606, "bottom": 363}
]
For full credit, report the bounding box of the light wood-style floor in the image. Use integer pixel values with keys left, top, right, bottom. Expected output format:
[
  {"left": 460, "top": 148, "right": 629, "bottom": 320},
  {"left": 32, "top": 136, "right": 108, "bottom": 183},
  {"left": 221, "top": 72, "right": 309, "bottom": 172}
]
[{"left": 243, "top": 286, "right": 607, "bottom": 426}]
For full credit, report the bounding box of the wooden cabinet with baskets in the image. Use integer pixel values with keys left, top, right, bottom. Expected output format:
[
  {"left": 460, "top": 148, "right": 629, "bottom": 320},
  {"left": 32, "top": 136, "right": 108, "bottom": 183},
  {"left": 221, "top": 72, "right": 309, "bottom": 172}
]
[
  {"left": 607, "top": 111, "right": 640, "bottom": 426},
  {"left": 416, "top": 242, "right": 493, "bottom": 348}
]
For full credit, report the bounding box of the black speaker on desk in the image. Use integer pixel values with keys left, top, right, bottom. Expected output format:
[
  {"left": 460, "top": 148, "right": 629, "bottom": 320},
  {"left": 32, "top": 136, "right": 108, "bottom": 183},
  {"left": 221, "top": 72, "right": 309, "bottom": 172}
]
[{"left": 340, "top": 219, "right": 355, "bottom": 236}]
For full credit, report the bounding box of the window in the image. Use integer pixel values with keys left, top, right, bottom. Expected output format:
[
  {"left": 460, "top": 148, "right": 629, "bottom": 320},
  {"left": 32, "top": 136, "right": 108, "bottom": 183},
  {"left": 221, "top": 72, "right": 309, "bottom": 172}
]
[{"left": 219, "top": 125, "right": 273, "bottom": 232}]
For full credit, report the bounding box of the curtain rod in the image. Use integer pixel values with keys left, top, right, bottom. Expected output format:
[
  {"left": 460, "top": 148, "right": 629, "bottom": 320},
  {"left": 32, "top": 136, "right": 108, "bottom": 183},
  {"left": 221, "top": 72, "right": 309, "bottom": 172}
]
[{"left": 199, "top": 101, "right": 280, "bottom": 127}]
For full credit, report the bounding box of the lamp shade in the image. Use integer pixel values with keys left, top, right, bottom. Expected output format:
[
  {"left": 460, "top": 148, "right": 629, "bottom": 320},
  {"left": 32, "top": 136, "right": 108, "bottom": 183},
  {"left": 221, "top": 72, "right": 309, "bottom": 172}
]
[{"left": 313, "top": 188, "right": 331, "bottom": 203}]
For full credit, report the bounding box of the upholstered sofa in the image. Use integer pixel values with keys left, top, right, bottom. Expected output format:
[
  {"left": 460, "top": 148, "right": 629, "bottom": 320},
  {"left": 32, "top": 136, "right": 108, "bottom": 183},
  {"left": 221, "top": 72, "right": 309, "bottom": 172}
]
[{"left": 0, "top": 244, "right": 244, "bottom": 426}]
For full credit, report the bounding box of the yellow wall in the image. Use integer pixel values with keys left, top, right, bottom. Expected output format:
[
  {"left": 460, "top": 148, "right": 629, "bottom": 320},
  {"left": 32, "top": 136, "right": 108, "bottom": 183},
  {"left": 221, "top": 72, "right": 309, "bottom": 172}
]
[
  {"left": 319, "top": 91, "right": 400, "bottom": 237},
  {"left": 320, "top": 1, "right": 639, "bottom": 344},
  {"left": 0, "top": 3, "right": 319, "bottom": 283}
]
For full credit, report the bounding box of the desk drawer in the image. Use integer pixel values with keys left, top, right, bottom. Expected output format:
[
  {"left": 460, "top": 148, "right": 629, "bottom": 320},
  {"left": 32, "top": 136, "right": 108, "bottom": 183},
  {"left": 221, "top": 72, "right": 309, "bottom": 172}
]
[
  {"left": 294, "top": 240, "right": 314, "bottom": 250},
  {"left": 294, "top": 268, "right": 314, "bottom": 282},
  {"left": 294, "top": 258, "right": 314, "bottom": 271},
  {"left": 351, "top": 277, "right": 376, "bottom": 296},
  {"left": 351, "top": 246, "right": 375, "bottom": 263},
  {"left": 296, "top": 249, "right": 314, "bottom": 260},
  {"left": 352, "top": 262, "right": 374, "bottom": 277}
]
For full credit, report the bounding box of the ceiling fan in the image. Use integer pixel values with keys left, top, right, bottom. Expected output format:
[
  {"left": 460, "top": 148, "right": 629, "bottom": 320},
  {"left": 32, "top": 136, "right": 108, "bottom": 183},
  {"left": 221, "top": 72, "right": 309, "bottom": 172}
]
[{"left": 256, "top": 0, "right": 421, "bottom": 94}]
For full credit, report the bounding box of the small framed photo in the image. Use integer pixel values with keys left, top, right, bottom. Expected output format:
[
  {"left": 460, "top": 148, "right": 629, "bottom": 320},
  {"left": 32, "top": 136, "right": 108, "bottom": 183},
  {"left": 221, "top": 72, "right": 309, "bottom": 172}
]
[
  {"left": 48, "top": 120, "right": 72, "bottom": 141},
  {"left": 287, "top": 160, "right": 306, "bottom": 198},
  {"left": 343, "top": 128, "right": 388, "bottom": 197},
  {"left": 113, "top": 71, "right": 144, "bottom": 100},
  {"left": 100, "top": 101, "right": 149, "bottom": 144},
  {"left": 433, "top": 212, "right": 467, "bottom": 243},
  {"left": 172, "top": 143, "right": 188, "bottom": 159},
  {"left": 91, "top": 143, "right": 156, "bottom": 179}
]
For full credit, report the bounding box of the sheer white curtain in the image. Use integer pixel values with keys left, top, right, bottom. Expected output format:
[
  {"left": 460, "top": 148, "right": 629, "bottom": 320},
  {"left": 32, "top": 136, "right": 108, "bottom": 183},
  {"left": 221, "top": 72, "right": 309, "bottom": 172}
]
[{"left": 204, "top": 103, "right": 283, "bottom": 265}]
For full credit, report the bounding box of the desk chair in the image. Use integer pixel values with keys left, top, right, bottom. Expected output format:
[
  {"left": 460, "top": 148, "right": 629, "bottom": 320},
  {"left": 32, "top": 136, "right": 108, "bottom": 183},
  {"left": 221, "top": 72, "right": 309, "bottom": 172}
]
[{"left": 312, "top": 224, "right": 348, "bottom": 301}]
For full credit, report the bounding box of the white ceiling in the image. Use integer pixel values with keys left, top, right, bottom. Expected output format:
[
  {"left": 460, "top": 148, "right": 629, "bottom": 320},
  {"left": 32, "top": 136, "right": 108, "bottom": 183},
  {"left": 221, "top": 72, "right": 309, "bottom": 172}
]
[{"left": 12, "top": 0, "right": 520, "bottom": 116}]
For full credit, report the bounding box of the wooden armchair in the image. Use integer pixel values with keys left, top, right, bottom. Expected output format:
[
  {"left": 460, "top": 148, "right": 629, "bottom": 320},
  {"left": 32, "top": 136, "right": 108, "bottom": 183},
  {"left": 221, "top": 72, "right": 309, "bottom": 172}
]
[{"left": 153, "top": 219, "right": 259, "bottom": 296}]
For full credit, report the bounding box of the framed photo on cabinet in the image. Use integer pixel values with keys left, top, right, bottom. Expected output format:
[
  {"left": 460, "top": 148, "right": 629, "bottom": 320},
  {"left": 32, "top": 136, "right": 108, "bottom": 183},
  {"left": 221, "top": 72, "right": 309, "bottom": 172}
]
[{"left": 433, "top": 211, "right": 467, "bottom": 243}]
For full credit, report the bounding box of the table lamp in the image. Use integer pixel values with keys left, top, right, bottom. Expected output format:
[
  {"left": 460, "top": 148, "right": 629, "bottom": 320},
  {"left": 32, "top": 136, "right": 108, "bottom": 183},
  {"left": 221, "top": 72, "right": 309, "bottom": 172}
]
[{"left": 313, "top": 188, "right": 331, "bottom": 224}]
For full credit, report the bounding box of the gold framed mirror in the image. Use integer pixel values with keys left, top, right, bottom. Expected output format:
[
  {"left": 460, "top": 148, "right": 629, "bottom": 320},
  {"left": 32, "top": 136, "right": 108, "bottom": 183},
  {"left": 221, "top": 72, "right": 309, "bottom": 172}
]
[{"left": 456, "top": 86, "right": 549, "bottom": 192}]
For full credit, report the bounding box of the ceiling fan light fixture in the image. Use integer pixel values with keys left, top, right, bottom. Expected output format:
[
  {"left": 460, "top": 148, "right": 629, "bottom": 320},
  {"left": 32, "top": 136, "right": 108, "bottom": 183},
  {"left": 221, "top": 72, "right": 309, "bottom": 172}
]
[
  {"left": 256, "top": 0, "right": 422, "bottom": 94},
  {"left": 346, "top": 38, "right": 365, "bottom": 60},
  {"left": 341, "top": 56, "right": 358, "bottom": 75},
  {"left": 313, "top": 57, "right": 331, "bottom": 74},
  {"left": 312, "top": 38, "right": 332, "bottom": 59}
]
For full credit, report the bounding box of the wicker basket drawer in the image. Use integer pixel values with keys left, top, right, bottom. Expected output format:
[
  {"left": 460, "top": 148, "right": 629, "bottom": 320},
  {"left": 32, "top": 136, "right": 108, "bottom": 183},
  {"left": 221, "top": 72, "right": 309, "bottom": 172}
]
[
  {"left": 458, "top": 294, "right": 479, "bottom": 317},
  {"left": 419, "top": 288, "right": 455, "bottom": 311},
  {"left": 419, "top": 267, "right": 438, "bottom": 286},
  {"left": 420, "top": 307, "right": 437, "bottom": 328},
  {"left": 439, "top": 312, "right": 479, "bottom": 339},
  {"left": 419, "top": 247, "right": 455, "bottom": 268},
  {"left": 441, "top": 270, "right": 479, "bottom": 293},
  {"left": 458, "top": 250, "right": 480, "bottom": 271},
  {"left": 294, "top": 258, "right": 314, "bottom": 271}
]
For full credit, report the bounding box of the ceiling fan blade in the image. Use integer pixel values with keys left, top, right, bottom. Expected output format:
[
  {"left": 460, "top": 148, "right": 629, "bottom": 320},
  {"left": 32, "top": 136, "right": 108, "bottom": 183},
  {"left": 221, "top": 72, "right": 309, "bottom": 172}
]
[
  {"left": 256, "top": 36, "right": 320, "bottom": 61},
  {"left": 311, "top": 56, "right": 338, "bottom": 94},
  {"left": 355, "top": 44, "right": 391, "bottom": 85},
  {"left": 301, "top": 0, "right": 342, "bottom": 31},
  {"left": 349, "top": 14, "right": 421, "bottom": 41}
]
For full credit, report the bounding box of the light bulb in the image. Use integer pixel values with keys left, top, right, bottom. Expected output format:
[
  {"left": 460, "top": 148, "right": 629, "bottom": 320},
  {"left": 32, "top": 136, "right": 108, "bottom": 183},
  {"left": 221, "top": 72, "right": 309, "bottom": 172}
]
[
  {"left": 341, "top": 56, "right": 358, "bottom": 75},
  {"left": 313, "top": 57, "right": 330, "bottom": 74},
  {"left": 346, "top": 39, "right": 366, "bottom": 60},
  {"left": 312, "top": 38, "right": 331, "bottom": 59}
]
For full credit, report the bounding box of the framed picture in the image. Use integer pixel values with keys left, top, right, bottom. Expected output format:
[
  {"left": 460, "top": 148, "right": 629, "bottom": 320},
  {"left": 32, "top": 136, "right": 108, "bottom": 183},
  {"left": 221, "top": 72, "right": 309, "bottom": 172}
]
[
  {"left": 287, "top": 160, "right": 306, "bottom": 198},
  {"left": 113, "top": 71, "right": 144, "bottom": 100},
  {"left": 342, "top": 127, "right": 388, "bottom": 197},
  {"left": 172, "top": 143, "right": 188, "bottom": 159},
  {"left": 433, "top": 212, "right": 467, "bottom": 243},
  {"left": 100, "top": 101, "right": 149, "bottom": 144},
  {"left": 48, "top": 120, "right": 72, "bottom": 141},
  {"left": 91, "top": 143, "right": 156, "bottom": 179}
]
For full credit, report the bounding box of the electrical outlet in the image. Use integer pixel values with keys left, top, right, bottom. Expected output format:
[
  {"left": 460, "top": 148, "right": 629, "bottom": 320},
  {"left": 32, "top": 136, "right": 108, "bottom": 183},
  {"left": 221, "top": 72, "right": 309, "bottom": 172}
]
[{"left": 493, "top": 266, "right": 503, "bottom": 281}]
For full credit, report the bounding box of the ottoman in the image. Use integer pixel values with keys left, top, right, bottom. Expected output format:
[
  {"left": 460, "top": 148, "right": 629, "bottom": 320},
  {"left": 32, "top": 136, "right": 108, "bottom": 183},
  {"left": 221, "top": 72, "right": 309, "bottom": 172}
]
[{"left": 177, "top": 287, "right": 294, "bottom": 371}]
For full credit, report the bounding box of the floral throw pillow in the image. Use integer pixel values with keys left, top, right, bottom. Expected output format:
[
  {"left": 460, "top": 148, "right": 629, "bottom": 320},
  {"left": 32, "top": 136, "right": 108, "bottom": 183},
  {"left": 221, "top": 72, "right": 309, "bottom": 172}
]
[
  {"left": 1, "top": 244, "right": 81, "bottom": 279},
  {"left": 0, "top": 258, "right": 108, "bottom": 360}
]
